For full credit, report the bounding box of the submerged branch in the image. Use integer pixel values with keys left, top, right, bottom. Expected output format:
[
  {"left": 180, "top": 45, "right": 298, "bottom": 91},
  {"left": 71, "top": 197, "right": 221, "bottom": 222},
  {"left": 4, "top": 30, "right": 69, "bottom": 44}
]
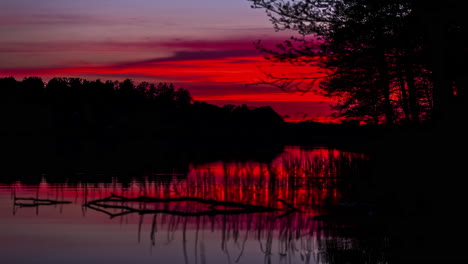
[
  {"left": 14, "top": 197, "right": 72, "bottom": 207},
  {"left": 84, "top": 193, "right": 297, "bottom": 218}
]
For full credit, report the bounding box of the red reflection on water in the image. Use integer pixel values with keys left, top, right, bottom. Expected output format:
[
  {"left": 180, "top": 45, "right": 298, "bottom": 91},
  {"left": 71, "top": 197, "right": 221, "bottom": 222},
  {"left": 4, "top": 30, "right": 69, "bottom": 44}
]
[
  {"left": 0, "top": 147, "right": 370, "bottom": 264},
  {"left": 2, "top": 147, "right": 366, "bottom": 221}
]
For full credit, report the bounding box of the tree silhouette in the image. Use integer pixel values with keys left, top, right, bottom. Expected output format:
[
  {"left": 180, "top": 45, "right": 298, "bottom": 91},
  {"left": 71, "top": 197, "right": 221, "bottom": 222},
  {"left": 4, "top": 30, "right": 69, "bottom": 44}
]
[
  {"left": 20, "top": 77, "right": 44, "bottom": 103},
  {"left": 175, "top": 88, "right": 192, "bottom": 106},
  {"left": 1, "top": 76, "right": 285, "bottom": 145},
  {"left": 249, "top": 0, "right": 466, "bottom": 125},
  {"left": 0, "top": 76, "right": 19, "bottom": 103}
]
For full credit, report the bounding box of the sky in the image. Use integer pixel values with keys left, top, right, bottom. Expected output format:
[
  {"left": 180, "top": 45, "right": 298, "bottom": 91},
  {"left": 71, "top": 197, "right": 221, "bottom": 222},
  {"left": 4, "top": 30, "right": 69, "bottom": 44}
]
[{"left": 0, "top": 0, "right": 334, "bottom": 122}]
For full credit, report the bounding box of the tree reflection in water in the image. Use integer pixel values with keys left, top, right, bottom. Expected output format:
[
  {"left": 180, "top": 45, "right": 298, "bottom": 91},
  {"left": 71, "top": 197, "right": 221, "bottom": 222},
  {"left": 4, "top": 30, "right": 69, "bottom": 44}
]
[{"left": 6, "top": 147, "right": 389, "bottom": 264}]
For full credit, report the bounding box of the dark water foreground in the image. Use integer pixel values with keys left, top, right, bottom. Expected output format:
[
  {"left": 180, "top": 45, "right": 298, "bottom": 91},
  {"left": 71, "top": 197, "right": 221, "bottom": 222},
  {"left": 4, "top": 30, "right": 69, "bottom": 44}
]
[
  {"left": 1, "top": 146, "right": 391, "bottom": 264},
  {"left": 0, "top": 144, "right": 466, "bottom": 263}
]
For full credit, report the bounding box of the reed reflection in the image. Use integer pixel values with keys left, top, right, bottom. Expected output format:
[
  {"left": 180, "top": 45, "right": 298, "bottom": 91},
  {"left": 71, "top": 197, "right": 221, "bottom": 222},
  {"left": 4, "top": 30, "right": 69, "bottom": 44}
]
[{"left": 4, "top": 147, "right": 388, "bottom": 264}]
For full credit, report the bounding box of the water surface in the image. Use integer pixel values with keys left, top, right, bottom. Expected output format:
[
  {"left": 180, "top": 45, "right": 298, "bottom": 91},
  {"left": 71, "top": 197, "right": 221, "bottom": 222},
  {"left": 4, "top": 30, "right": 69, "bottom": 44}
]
[{"left": 1, "top": 146, "right": 386, "bottom": 264}]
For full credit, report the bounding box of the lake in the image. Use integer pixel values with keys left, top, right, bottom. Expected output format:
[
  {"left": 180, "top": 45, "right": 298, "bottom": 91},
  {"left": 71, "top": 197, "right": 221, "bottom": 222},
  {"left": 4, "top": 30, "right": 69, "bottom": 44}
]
[{"left": 0, "top": 146, "right": 390, "bottom": 264}]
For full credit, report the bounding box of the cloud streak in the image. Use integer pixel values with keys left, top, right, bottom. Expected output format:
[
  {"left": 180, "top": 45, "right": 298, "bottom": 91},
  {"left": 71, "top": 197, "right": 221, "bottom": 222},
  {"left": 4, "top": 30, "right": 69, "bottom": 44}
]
[
  {"left": 0, "top": 14, "right": 126, "bottom": 26},
  {"left": 1, "top": 35, "right": 327, "bottom": 101},
  {"left": 0, "top": 37, "right": 284, "bottom": 53}
]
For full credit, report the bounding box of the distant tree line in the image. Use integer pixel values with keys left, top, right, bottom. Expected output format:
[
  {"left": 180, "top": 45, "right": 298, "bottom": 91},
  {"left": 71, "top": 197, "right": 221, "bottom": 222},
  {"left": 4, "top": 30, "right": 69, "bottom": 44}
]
[
  {"left": 0, "top": 76, "right": 284, "bottom": 143},
  {"left": 249, "top": 0, "right": 467, "bottom": 126}
]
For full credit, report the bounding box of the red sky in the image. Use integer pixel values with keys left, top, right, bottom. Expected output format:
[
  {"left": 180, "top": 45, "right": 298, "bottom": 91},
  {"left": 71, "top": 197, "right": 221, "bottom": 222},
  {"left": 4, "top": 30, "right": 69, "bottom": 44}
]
[{"left": 0, "top": 0, "right": 334, "bottom": 122}]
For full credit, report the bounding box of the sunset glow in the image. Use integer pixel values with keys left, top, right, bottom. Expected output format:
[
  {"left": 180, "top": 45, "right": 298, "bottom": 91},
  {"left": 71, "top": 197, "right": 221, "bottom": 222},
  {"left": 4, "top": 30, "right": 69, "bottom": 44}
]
[{"left": 0, "top": 0, "right": 332, "bottom": 121}]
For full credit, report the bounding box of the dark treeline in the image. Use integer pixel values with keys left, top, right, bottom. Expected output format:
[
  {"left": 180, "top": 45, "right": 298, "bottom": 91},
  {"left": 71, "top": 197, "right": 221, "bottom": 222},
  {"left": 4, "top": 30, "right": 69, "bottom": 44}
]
[
  {"left": 0, "top": 75, "right": 381, "bottom": 178},
  {"left": 0, "top": 76, "right": 284, "bottom": 140},
  {"left": 0, "top": 76, "right": 287, "bottom": 174},
  {"left": 249, "top": 0, "right": 467, "bottom": 127}
]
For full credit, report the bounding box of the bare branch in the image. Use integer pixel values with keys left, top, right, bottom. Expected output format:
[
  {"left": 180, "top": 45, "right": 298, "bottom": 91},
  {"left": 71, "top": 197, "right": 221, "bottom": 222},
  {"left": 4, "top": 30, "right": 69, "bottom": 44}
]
[{"left": 84, "top": 193, "right": 298, "bottom": 218}]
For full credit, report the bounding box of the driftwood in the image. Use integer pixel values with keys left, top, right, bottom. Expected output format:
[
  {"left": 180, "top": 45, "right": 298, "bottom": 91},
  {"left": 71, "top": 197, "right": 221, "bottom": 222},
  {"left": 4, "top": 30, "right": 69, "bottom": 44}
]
[
  {"left": 84, "top": 193, "right": 297, "bottom": 218},
  {"left": 14, "top": 197, "right": 72, "bottom": 207}
]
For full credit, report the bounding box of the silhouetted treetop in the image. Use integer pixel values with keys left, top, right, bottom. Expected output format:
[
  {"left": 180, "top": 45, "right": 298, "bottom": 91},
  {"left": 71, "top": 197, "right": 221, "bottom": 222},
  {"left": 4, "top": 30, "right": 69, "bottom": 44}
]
[
  {"left": 0, "top": 76, "right": 284, "bottom": 142},
  {"left": 249, "top": 0, "right": 467, "bottom": 126}
]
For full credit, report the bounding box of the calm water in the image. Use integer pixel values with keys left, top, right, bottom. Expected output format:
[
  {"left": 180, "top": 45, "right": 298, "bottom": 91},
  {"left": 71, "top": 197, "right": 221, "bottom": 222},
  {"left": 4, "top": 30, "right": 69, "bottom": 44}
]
[{"left": 0, "top": 146, "right": 387, "bottom": 264}]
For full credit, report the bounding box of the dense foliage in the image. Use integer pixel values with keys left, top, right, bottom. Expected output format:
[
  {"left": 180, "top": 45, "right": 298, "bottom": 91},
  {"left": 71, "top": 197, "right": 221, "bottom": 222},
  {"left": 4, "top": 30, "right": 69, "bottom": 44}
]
[
  {"left": 249, "top": 0, "right": 467, "bottom": 125},
  {"left": 0, "top": 77, "right": 284, "bottom": 142}
]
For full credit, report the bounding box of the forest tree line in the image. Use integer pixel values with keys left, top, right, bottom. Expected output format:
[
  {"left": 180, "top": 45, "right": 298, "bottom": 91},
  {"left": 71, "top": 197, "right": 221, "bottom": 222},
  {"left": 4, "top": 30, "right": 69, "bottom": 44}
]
[{"left": 0, "top": 76, "right": 284, "bottom": 142}]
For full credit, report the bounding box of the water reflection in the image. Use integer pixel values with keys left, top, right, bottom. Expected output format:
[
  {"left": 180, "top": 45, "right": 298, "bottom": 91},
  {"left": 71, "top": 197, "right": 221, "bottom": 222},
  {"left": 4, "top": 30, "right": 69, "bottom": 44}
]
[{"left": 0, "top": 146, "right": 388, "bottom": 264}]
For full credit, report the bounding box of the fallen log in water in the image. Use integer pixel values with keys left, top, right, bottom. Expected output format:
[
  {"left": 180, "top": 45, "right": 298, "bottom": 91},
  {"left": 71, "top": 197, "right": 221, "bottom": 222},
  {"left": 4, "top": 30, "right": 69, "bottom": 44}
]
[
  {"left": 84, "top": 193, "right": 297, "bottom": 218},
  {"left": 14, "top": 197, "right": 72, "bottom": 207}
]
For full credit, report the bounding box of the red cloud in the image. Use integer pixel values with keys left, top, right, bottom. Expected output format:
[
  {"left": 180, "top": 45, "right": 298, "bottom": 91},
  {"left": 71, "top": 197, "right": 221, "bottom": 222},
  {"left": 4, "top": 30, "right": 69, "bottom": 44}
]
[{"left": 1, "top": 37, "right": 332, "bottom": 120}]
